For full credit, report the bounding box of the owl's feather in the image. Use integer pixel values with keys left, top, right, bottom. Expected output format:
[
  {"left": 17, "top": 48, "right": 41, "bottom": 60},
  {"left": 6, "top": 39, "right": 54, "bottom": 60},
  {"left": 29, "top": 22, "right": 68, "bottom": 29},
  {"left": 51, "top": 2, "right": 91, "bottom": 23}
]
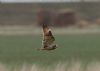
[{"left": 40, "top": 24, "right": 57, "bottom": 50}]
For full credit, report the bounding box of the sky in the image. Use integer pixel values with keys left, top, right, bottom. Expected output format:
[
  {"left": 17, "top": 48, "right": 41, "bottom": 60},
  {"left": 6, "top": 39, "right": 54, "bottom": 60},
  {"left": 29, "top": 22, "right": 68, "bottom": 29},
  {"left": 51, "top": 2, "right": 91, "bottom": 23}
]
[
  {"left": 0, "top": 0, "right": 100, "bottom": 3},
  {"left": 0, "top": 0, "right": 81, "bottom": 3}
]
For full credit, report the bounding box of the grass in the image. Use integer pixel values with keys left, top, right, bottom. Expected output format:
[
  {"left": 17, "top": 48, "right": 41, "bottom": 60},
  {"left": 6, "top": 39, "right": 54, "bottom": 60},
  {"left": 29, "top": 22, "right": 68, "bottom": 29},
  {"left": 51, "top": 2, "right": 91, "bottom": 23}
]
[
  {"left": 0, "top": 61, "right": 100, "bottom": 71},
  {"left": 0, "top": 34, "right": 99, "bottom": 71},
  {"left": 0, "top": 34, "right": 100, "bottom": 65}
]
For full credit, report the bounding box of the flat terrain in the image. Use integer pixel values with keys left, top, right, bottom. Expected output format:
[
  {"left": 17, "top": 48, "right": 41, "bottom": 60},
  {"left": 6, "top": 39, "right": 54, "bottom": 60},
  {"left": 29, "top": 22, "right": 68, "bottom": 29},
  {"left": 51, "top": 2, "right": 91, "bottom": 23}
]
[
  {"left": 0, "top": 26, "right": 100, "bottom": 71},
  {"left": 0, "top": 34, "right": 100, "bottom": 66}
]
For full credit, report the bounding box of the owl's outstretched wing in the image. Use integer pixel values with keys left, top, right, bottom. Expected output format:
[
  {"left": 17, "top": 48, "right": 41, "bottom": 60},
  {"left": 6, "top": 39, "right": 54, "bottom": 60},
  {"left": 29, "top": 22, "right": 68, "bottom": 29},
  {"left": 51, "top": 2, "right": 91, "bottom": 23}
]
[{"left": 42, "top": 23, "right": 55, "bottom": 42}]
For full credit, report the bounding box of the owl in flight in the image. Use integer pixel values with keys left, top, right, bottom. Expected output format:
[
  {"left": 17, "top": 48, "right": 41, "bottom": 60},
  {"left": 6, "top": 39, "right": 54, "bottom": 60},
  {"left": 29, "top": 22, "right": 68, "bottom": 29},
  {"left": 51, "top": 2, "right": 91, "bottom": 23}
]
[{"left": 40, "top": 24, "right": 57, "bottom": 50}]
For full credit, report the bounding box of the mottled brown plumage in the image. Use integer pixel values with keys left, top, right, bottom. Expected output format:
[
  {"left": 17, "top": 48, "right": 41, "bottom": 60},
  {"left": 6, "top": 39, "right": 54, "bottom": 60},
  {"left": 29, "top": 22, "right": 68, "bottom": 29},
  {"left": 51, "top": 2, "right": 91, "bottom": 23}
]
[{"left": 40, "top": 24, "right": 57, "bottom": 50}]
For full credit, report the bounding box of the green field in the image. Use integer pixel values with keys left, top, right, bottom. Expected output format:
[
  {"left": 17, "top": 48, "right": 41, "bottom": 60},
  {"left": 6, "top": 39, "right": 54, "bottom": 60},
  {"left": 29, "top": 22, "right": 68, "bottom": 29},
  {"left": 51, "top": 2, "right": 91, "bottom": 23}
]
[{"left": 0, "top": 34, "right": 100, "bottom": 66}]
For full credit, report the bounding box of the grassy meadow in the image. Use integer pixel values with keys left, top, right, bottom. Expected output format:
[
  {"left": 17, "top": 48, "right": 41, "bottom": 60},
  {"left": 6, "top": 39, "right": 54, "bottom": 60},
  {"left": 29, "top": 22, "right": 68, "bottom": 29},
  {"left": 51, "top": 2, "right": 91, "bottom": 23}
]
[{"left": 0, "top": 26, "right": 100, "bottom": 71}]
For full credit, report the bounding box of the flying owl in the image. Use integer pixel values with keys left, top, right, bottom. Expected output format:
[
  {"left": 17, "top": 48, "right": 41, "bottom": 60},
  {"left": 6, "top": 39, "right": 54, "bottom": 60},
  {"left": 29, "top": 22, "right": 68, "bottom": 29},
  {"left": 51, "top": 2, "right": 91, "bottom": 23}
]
[{"left": 39, "top": 24, "right": 57, "bottom": 50}]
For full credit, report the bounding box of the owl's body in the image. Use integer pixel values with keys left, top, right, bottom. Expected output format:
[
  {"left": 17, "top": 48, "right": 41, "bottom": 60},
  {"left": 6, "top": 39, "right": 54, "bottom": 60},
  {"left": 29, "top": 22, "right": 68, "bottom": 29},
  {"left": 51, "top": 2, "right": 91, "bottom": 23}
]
[{"left": 40, "top": 24, "right": 57, "bottom": 50}]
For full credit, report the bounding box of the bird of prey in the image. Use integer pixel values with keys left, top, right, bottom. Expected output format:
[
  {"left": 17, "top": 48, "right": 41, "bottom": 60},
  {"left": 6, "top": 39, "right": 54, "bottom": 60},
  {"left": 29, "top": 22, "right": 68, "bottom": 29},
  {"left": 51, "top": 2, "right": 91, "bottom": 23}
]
[{"left": 40, "top": 24, "right": 57, "bottom": 50}]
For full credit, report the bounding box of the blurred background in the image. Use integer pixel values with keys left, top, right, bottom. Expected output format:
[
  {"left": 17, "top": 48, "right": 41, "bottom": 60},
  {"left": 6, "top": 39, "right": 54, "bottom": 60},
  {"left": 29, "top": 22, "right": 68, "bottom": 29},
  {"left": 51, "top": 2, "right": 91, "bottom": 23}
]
[
  {"left": 0, "top": 0, "right": 100, "bottom": 35},
  {"left": 0, "top": 0, "right": 100, "bottom": 71}
]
